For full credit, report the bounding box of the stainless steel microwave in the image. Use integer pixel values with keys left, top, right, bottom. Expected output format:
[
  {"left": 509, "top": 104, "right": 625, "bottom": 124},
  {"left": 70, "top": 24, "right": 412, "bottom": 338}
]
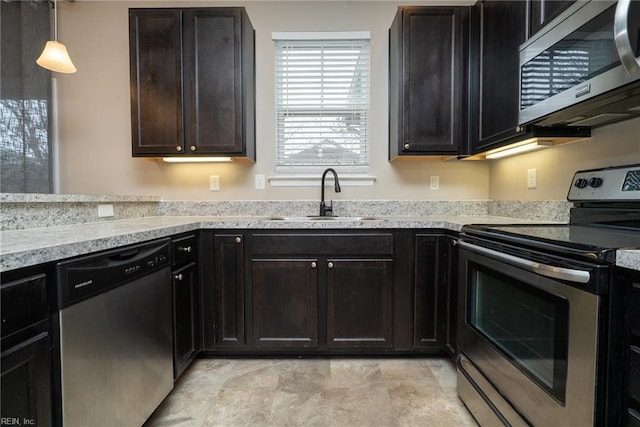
[{"left": 519, "top": 0, "right": 640, "bottom": 127}]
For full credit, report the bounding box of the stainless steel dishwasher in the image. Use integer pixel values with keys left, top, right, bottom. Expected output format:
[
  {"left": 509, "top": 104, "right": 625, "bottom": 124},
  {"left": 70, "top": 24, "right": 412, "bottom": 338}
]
[{"left": 56, "top": 239, "right": 173, "bottom": 427}]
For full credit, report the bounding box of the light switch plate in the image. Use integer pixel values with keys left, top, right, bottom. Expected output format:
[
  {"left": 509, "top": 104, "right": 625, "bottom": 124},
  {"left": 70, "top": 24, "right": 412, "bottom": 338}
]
[
  {"left": 430, "top": 176, "right": 440, "bottom": 190},
  {"left": 255, "top": 174, "right": 266, "bottom": 190},
  {"left": 527, "top": 168, "right": 537, "bottom": 189},
  {"left": 210, "top": 175, "right": 220, "bottom": 191},
  {"left": 97, "top": 204, "right": 114, "bottom": 218}
]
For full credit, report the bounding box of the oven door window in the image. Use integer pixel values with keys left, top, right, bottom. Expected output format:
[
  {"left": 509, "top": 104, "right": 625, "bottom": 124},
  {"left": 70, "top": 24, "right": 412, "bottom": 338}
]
[{"left": 468, "top": 265, "right": 569, "bottom": 403}]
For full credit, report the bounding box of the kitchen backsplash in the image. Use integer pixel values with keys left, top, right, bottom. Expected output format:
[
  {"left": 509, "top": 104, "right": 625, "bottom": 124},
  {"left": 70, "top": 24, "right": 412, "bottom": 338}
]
[
  {"left": 0, "top": 193, "right": 160, "bottom": 231},
  {"left": 1, "top": 194, "right": 571, "bottom": 231}
]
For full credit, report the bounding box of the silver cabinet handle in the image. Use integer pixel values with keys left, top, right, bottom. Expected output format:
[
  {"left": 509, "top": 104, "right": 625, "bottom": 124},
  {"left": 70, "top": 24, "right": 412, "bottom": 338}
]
[
  {"left": 458, "top": 241, "right": 591, "bottom": 284},
  {"left": 403, "top": 143, "right": 410, "bottom": 150},
  {"left": 174, "top": 273, "right": 184, "bottom": 281},
  {"left": 177, "top": 246, "right": 192, "bottom": 253},
  {"left": 190, "top": 145, "right": 197, "bottom": 152},
  {"left": 176, "top": 146, "right": 183, "bottom": 152},
  {"left": 327, "top": 262, "right": 334, "bottom": 269},
  {"left": 235, "top": 237, "right": 242, "bottom": 244},
  {"left": 615, "top": 0, "right": 640, "bottom": 76},
  {"left": 311, "top": 262, "right": 317, "bottom": 268}
]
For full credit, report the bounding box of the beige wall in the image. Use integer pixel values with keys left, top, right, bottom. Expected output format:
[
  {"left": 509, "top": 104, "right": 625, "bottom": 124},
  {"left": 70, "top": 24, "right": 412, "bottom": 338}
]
[
  {"left": 489, "top": 117, "right": 640, "bottom": 200},
  {"left": 54, "top": 1, "right": 638, "bottom": 202}
]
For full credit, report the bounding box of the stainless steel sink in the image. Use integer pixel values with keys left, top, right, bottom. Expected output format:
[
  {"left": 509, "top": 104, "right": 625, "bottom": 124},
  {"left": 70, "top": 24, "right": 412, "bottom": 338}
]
[{"left": 262, "top": 216, "right": 386, "bottom": 222}]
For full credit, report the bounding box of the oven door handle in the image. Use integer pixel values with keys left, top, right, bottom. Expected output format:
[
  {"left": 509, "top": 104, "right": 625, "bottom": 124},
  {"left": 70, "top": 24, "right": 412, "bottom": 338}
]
[{"left": 458, "top": 241, "right": 591, "bottom": 284}]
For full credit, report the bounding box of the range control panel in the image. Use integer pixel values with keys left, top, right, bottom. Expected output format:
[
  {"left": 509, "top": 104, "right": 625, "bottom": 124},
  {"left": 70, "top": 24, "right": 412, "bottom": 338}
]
[{"left": 568, "top": 164, "right": 640, "bottom": 201}]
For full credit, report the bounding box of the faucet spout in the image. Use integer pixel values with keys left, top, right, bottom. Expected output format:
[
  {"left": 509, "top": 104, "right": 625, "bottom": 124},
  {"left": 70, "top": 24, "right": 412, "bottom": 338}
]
[{"left": 319, "top": 168, "right": 341, "bottom": 216}]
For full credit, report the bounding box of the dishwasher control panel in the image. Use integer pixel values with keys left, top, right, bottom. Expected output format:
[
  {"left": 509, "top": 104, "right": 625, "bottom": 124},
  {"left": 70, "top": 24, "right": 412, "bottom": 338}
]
[{"left": 57, "top": 239, "right": 171, "bottom": 309}]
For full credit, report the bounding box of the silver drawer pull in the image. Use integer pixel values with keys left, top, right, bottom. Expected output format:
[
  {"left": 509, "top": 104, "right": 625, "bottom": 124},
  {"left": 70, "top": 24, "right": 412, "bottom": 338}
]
[
  {"left": 235, "top": 237, "right": 242, "bottom": 244},
  {"left": 177, "top": 246, "right": 192, "bottom": 253},
  {"left": 174, "top": 274, "right": 183, "bottom": 281}
]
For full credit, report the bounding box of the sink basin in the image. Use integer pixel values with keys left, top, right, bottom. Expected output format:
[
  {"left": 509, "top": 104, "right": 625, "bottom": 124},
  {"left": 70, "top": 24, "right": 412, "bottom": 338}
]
[{"left": 262, "top": 216, "right": 386, "bottom": 222}]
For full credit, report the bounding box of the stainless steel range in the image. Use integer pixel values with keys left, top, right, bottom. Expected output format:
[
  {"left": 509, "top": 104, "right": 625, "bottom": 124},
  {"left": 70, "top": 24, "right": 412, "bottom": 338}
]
[{"left": 456, "top": 164, "right": 640, "bottom": 426}]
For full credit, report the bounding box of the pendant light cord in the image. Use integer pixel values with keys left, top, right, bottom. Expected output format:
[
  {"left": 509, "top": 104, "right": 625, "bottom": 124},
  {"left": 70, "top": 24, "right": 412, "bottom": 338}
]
[{"left": 53, "top": 0, "right": 58, "bottom": 42}]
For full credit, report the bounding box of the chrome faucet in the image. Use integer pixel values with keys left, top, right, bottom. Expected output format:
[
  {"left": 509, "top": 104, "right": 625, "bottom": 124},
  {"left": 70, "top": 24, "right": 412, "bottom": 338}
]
[{"left": 319, "top": 168, "right": 341, "bottom": 216}]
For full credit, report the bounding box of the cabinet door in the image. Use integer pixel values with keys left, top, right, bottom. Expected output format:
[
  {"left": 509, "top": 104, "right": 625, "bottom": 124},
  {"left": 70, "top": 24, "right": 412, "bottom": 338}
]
[
  {"left": 528, "top": 0, "right": 576, "bottom": 38},
  {"left": 129, "top": 9, "right": 184, "bottom": 156},
  {"left": 214, "top": 234, "right": 245, "bottom": 347},
  {"left": 172, "top": 262, "right": 197, "bottom": 379},
  {"left": 413, "top": 235, "right": 448, "bottom": 348},
  {"left": 251, "top": 259, "right": 319, "bottom": 348},
  {"left": 471, "top": 1, "right": 527, "bottom": 152},
  {"left": 183, "top": 8, "right": 254, "bottom": 155},
  {"left": 1, "top": 333, "right": 52, "bottom": 427},
  {"left": 326, "top": 259, "right": 394, "bottom": 349},
  {"left": 390, "top": 7, "right": 468, "bottom": 157}
]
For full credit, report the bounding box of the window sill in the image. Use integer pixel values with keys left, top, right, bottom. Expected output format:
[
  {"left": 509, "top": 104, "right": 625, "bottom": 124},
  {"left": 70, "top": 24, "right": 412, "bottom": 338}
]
[{"left": 267, "top": 174, "right": 376, "bottom": 187}]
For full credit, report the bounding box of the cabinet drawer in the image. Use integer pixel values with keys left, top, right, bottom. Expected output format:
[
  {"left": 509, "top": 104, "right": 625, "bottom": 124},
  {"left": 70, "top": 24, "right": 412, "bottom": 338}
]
[
  {"left": 173, "top": 235, "right": 197, "bottom": 266},
  {"left": 1, "top": 274, "right": 48, "bottom": 340},
  {"left": 251, "top": 233, "right": 394, "bottom": 256}
]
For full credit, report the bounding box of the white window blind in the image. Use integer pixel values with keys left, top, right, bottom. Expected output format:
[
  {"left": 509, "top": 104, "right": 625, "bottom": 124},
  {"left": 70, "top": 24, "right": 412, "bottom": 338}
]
[{"left": 274, "top": 33, "right": 370, "bottom": 173}]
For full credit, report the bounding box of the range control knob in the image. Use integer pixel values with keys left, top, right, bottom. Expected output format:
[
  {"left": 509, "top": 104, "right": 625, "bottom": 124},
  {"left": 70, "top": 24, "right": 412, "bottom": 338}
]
[
  {"left": 574, "top": 178, "right": 588, "bottom": 188},
  {"left": 588, "top": 177, "right": 603, "bottom": 188}
]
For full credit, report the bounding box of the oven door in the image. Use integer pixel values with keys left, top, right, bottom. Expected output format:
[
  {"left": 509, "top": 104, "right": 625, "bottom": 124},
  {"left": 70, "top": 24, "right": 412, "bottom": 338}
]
[{"left": 456, "top": 240, "right": 602, "bottom": 426}]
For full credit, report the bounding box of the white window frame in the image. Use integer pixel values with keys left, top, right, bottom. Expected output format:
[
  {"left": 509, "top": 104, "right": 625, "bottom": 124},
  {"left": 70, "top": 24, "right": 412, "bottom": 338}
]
[{"left": 271, "top": 32, "right": 373, "bottom": 186}]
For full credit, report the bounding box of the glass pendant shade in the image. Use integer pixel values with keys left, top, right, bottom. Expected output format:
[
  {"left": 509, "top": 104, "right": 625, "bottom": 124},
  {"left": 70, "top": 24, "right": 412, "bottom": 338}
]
[{"left": 37, "top": 41, "right": 77, "bottom": 73}]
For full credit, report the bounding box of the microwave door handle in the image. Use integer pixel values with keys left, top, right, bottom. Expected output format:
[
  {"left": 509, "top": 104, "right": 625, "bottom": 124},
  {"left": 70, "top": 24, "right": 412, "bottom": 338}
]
[
  {"left": 614, "top": 0, "right": 640, "bottom": 76},
  {"left": 458, "top": 241, "right": 591, "bottom": 284}
]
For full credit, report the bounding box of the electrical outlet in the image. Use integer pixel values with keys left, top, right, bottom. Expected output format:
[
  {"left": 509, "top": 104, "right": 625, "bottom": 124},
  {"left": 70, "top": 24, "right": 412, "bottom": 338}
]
[
  {"left": 210, "top": 175, "right": 220, "bottom": 191},
  {"left": 430, "top": 176, "right": 440, "bottom": 190},
  {"left": 255, "top": 174, "right": 266, "bottom": 190},
  {"left": 97, "top": 204, "right": 114, "bottom": 218},
  {"left": 527, "top": 168, "right": 537, "bottom": 189}
]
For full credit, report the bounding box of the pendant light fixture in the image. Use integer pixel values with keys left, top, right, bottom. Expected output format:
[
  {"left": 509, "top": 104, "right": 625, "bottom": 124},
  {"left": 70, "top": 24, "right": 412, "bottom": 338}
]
[{"left": 37, "top": 0, "right": 77, "bottom": 73}]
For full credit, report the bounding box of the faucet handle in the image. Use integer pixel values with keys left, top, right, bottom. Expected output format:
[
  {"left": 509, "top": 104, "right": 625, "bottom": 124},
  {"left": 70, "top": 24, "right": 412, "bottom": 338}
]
[{"left": 319, "top": 200, "right": 333, "bottom": 216}]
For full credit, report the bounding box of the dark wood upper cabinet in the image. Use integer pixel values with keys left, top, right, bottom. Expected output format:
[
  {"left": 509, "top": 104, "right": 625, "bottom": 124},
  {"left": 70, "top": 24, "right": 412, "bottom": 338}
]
[
  {"left": 129, "top": 8, "right": 255, "bottom": 159},
  {"left": 389, "top": 6, "right": 469, "bottom": 159},
  {"left": 528, "top": 0, "right": 577, "bottom": 38},
  {"left": 469, "top": 1, "right": 528, "bottom": 153}
]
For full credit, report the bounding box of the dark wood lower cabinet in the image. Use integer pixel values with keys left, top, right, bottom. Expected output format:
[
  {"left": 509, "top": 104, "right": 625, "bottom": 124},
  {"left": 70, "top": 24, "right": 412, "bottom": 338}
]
[
  {"left": 251, "top": 259, "right": 319, "bottom": 348},
  {"left": 413, "top": 234, "right": 455, "bottom": 352},
  {"left": 213, "top": 234, "right": 245, "bottom": 347},
  {"left": 172, "top": 262, "right": 198, "bottom": 379},
  {"left": 326, "top": 259, "right": 393, "bottom": 349},
  {"left": 205, "top": 230, "right": 453, "bottom": 355}
]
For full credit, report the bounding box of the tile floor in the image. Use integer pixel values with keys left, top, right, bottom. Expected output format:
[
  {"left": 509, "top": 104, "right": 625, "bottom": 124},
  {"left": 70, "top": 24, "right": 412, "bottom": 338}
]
[{"left": 145, "top": 358, "right": 478, "bottom": 427}]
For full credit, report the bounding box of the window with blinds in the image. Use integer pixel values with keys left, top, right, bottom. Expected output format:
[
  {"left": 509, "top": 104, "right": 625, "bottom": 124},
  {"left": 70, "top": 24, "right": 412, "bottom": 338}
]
[{"left": 274, "top": 33, "right": 370, "bottom": 173}]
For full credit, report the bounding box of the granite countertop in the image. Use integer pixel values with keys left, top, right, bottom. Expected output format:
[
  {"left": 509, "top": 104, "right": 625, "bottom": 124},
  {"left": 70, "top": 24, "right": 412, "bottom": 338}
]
[
  {"left": 2, "top": 215, "right": 637, "bottom": 273},
  {"left": 0, "top": 214, "right": 542, "bottom": 272}
]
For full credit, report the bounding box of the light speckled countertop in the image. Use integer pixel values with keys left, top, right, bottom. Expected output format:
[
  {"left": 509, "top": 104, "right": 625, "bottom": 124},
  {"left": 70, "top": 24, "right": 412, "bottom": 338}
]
[
  {"left": 2, "top": 215, "right": 638, "bottom": 273},
  {"left": 0, "top": 215, "right": 543, "bottom": 272}
]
